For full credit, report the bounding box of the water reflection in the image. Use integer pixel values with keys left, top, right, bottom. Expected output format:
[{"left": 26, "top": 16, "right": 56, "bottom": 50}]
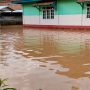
[{"left": 0, "top": 26, "right": 90, "bottom": 90}]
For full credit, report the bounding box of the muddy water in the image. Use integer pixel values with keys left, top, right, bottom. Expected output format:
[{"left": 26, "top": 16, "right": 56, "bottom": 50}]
[{"left": 0, "top": 25, "right": 90, "bottom": 90}]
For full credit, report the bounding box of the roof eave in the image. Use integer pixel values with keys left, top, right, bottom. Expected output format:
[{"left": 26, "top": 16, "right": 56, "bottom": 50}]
[
  {"left": 77, "top": 0, "right": 90, "bottom": 3},
  {"left": 12, "top": 0, "right": 42, "bottom": 4}
]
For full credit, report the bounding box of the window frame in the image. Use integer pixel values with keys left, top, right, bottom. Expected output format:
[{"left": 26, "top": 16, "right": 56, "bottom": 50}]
[
  {"left": 87, "top": 4, "right": 90, "bottom": 18},
  {"left": 42, "top": 7, "right": 55, "bottom": 19}
]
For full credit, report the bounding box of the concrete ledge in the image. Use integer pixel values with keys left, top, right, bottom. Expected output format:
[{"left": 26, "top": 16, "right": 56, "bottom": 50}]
[{"left": 23, "top": 24, "right": 90, "bottom": 29}]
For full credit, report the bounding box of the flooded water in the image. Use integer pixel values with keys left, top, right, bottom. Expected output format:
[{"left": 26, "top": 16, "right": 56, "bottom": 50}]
[{"left": 0, "top": 25, "right": 90, "bottom": 90}]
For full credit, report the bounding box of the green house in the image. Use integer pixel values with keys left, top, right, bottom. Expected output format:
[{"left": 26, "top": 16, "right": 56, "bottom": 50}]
[{"left": 13, "top": 0, "right": 90, "bottom": 28}]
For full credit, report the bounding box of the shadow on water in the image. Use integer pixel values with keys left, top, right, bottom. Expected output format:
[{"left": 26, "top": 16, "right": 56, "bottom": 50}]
[{"left": 0, "top": 26, "right": 90, "bottom": 90}]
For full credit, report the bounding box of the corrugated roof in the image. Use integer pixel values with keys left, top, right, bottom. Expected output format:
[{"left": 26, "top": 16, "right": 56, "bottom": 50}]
[
  {"left": 0, "top": 6, "right": 7, "bottom": 10},
  {"left": 13, "top": 10, "right": 23, "bottom": 12},
  {"left": 0, "top": 0, "right": 22, "bottom": 10},
  {"left": 0, "top": 6, "right": 14, "bottom": 11}
]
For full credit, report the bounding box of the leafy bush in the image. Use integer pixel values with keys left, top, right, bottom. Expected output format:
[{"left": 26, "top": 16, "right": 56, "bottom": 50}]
[{"left": 0, "top": 79, "right": 16, "bottom": 90}]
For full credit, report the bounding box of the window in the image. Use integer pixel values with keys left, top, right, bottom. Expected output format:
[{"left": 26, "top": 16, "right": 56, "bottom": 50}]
[
  {"left": 87, "top": 4, "right": 90, "bottom": 18},
  {"left": 42, "top": 7, "right": 55, "bottom": 19}
]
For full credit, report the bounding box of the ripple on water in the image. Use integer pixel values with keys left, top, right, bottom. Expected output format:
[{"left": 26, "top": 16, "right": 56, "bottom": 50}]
[{"left": 1, "top": 26, "right": 90, "bottom": 90}]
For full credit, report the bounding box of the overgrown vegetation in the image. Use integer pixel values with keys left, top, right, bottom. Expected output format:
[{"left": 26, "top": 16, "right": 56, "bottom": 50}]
[{"left": 0, "top": 79, "right": 16, "bottom": 90}]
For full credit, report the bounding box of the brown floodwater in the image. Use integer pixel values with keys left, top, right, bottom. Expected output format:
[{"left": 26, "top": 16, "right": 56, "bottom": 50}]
[{"left": 0, "top": 25, "right": 90, "bottom": 90}]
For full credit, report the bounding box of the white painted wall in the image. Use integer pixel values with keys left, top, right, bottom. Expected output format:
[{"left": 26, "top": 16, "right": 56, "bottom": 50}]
[
  {"left": 82, "top": 14, "right": 90, "bottom": 26},
  {"left": 23, "top": 14, "right": 90, "bottom": 26},
  {"left": 23, "top": 16, "right": 39, "bottom": 25},
  {"left": 59, "top": 15, "right": 82, "bottom": 26},
  {"left": 39, "top": 15, "right": 59, "bottom": 25},
  {"left": 23, "top": 15, "right": 59, "bottom": 25}
]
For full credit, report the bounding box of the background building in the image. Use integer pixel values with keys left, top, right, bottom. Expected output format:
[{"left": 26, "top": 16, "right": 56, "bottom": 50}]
[
  {"left": 0, "top": 0, "right": 22, "bottom": 25},
  {"left": 0, "top": 0, "right": 21, "bottom": 10}
]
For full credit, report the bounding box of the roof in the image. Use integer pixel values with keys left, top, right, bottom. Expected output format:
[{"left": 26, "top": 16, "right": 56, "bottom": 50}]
[
  {"left": 13, "top": 10, "right": 23, "bottom": 12},
  {"left": 77, "top": 0, "right": 90, "bottom": 2},
  {"left": 0, "top": 1, "right": 22, "bottom": 10},
  {"left": 0, "top": 6, "right": 7, "bottom": 10},
  {"left": 12, "top": 0, "right": 42, "bottom": 4},
  {"left": 0, "top": 6, "right": 14, "bottom": 11}
]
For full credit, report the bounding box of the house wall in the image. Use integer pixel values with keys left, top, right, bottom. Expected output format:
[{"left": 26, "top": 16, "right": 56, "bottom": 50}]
[
  {"left": 22, "top": 3, "right": 39, "bottom": 24},
  {"left": 57, "top": 0, "right": 82, "bottom": 26},
  {"left": 22, "top": 0, "right": 90, "bottom": 27}
]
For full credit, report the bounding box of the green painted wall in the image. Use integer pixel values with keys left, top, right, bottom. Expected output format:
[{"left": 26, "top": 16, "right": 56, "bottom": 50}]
[
  {"left": 57, "top": 0, "right": 83, "bottom": 15},
  {"left": 23, "top": 3, "right": 39, "bottom": 16},
  {"left": 22, "top": 0, "right": 86, "bottom": 16}
]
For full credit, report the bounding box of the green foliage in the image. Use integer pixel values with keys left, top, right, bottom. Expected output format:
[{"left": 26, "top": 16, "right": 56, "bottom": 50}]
[
  {"left": 3, "top": 88, "right": 16, "bottom": 90},
  {"left": 0, "top": 79, "right": 16, "bottom": 90}
]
